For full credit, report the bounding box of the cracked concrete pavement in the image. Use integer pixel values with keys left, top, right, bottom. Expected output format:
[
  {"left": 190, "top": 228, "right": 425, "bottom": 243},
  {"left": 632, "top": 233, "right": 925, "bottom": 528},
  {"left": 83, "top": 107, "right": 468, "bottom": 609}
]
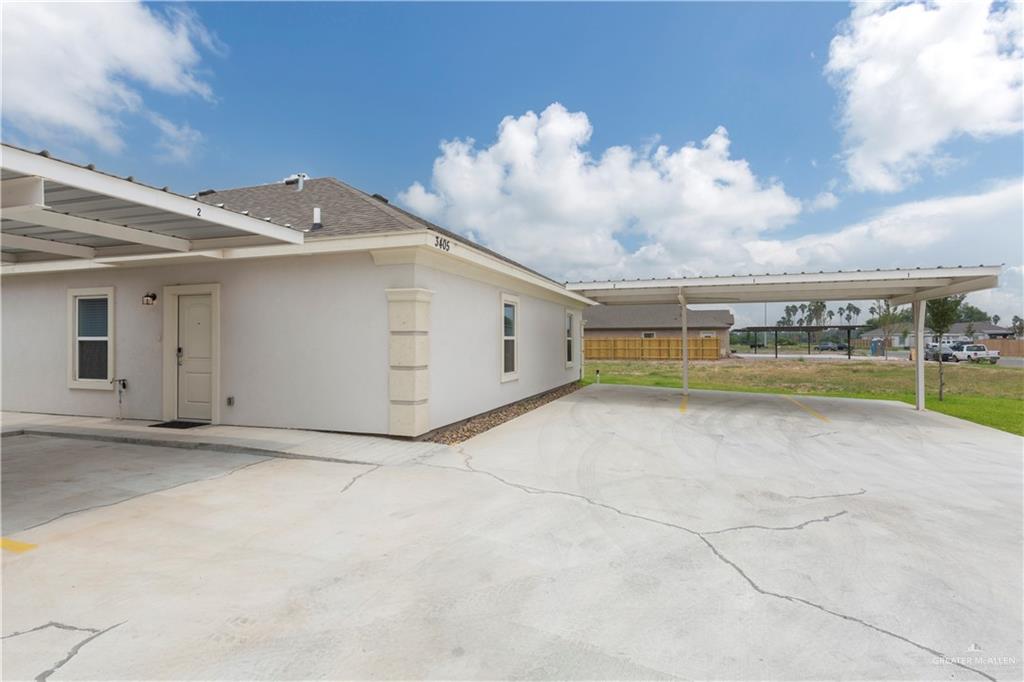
[{"left": 2, "top": 384, "right": 1021, "bottom": 679}]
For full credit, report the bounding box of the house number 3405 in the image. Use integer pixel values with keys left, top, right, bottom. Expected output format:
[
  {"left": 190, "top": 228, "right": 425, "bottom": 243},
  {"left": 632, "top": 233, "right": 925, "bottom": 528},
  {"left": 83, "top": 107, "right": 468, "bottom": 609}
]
[{"left": 434, "top": 235, "right": 451, "bottom": 251}]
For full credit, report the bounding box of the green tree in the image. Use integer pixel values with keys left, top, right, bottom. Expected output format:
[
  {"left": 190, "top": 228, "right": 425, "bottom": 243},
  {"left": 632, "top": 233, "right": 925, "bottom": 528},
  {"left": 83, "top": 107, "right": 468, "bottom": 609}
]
[
  {"left": 1012, "top": 315, "right": 1024, "bottom": 337},
  {"left": 991, "top": 314, "right": 1000, "bottom": 326},
  {"left": 957, "top": 303, "right": 990, "bottom": 322},
  {"left": 926, "top": 295, "right": 964, "bottom": 401}
]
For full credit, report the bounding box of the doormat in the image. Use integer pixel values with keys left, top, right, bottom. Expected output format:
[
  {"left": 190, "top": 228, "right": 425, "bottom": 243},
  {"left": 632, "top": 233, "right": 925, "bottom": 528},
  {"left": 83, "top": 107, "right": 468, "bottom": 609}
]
[{"left": 149, "top": 420, "right": 207, "bottom": 429}]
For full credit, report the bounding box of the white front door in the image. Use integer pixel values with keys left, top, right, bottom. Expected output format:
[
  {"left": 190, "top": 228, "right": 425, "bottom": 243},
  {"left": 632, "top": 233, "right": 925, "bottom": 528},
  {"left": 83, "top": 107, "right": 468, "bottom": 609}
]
[{"left": 177, "top": 294, "right": 213, "bottom": 421}]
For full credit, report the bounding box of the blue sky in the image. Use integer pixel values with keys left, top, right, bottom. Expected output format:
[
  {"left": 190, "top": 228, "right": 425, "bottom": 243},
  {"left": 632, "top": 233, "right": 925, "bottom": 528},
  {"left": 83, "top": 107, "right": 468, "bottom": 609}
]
[{"left": 3, "top": 2, "right": 1022, "bottom": 323}]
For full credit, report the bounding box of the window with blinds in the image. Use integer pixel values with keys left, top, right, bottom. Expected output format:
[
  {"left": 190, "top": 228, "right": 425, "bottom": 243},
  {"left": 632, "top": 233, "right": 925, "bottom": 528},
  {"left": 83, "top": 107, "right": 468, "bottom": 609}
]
[
  {"left": 565, "top": 311, "right": 575, "bottom": 366},
  {"left": 501, "top": 293, "right": 518, "bottom": 381},
  {"left": 68, "top": 288, "right": 113, "bottom": 388}
]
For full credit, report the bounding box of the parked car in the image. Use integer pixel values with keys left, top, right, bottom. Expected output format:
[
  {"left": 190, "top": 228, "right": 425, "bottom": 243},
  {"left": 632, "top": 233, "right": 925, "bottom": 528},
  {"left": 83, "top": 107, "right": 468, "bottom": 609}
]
[
  {"left": 814, "top": 341, "right": 839, "bottom": 351},
  {"left": 951, "top": 344, "right": 1000, "bottom": 364},
  {"left": 925, "top": 344, "right": 956, "bottom": 362}
]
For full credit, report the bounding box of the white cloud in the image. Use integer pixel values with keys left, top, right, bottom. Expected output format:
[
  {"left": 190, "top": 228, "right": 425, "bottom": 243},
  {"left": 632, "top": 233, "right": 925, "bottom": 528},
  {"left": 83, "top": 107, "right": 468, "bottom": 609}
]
[
  {"left": 401, "top": 103, "right": 1022, "bottom": 322},
  {"left": 400, "top": 103, "right": 803, "bottom": 281},
  {"left": 807, "top": 191, "right": 839, "bottom": 212},
  {"left": 744, "top": 178, "right": 1024, "bottom": 322},
  {"left": 827, "top": 1, "right": 1023, "bottom": 192},
  {"left": 149, "top": 114, "right": 202, "bottom": 164},
  {"left": 1, "top": 2, "right": 219, "bottom": 157},
  {"left": 743, "top": 179, "right": 1022, "bottom": 272}
]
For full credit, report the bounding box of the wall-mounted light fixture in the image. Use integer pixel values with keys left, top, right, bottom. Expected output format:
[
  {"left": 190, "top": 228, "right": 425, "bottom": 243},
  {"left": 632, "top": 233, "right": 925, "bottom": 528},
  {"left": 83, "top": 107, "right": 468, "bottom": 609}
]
[{"left": 142, "top": 292, "right": 158, "bottom": 306}]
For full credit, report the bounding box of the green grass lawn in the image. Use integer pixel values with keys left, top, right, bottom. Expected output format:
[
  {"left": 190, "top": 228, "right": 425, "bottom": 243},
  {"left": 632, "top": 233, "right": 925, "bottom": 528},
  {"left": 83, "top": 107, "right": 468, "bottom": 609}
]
[{"left": 582, "top": 359, "right": 1024, "bottom": 436}]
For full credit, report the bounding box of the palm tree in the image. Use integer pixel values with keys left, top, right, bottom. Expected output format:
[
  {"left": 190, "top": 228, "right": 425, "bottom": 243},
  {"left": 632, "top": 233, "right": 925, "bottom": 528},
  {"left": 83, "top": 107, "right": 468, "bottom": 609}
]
[
  {"left": 992, "top": 314, "right": 1000, "bottom": 326},
  {"left": 827, "top": 310, "right": 835, "bottom": 325}
]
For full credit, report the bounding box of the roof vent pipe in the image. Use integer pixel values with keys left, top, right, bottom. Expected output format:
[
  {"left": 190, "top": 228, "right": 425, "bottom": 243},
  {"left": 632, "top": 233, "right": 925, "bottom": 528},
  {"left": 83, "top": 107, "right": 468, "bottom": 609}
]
[
  {"left": 311, "top": 207, "right": 323, "bottom": 231},
  {"left": 283, "top": 172, "right": 309, "bottom": 191}
]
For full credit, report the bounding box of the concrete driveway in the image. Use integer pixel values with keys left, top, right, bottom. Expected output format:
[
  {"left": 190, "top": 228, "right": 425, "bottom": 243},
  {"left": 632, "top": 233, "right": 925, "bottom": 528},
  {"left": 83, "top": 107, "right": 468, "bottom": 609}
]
[{"left": 2, "top": 385, "right": 1021, "bottom": 680}]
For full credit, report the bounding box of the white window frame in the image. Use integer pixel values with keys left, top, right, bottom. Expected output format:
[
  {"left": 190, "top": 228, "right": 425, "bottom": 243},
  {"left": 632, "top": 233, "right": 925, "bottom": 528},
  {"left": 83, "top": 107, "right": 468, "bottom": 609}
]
[
  {"left": 67, "top": 286, "right": 114, "bottom": 390},
  {"left": 641, "top": 331, "right": 657, "bottom": 339},
  {"left": 501, "top": 293, "right": 519, "bottom": 382},
  {"left": 565, "top": 310, "right": 576, "bottom": 368}
]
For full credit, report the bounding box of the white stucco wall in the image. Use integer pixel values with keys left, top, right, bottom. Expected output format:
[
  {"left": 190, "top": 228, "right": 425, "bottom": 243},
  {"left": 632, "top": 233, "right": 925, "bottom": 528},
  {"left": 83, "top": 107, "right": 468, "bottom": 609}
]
[
  {"left": 414, "top": 264, "right": 584, "bottom": 430},
  {"left": 1, "top": 252, "right": 406, "bottom": 434}
]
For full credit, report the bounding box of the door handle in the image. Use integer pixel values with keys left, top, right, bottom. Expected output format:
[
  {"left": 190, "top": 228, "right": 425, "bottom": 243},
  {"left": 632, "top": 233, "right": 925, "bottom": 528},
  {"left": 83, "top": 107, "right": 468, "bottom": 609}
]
[{"left": 177, "top": 347, "right": 184, "bottom": 366}]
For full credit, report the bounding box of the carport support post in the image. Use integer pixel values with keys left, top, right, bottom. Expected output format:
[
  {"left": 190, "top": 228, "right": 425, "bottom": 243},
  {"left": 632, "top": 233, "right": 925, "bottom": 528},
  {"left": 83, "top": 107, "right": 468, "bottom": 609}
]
[
  {"left": 913, "top": 299, "right": 925, "bottom": 411},
  {"left": 678, "top": 293, "right": 689, "bottom": 396}
]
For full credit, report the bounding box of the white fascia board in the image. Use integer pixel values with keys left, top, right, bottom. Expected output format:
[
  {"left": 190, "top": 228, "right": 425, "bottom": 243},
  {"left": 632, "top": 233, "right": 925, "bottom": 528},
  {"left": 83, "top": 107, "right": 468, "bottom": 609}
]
[
  {"left": 420, "top": 230, "right": 595, "bottom": 306},
  {"left": 222, "top": 231, "right": 427, "bottom": 259},
  {"left": 0, "top": 146, "right": 303, "bottom": 244},
  {"left": 568, "top": 266, "right": 1003, "bottom": 292},
  {"left": 95, "top": 250, "right": 224, "bottom": 266},
  {"left": 889, "top": 276, "right": 1000, "bottom": 306},
  {"left": 3, "top": 205, "right": 191, "bottom": 252}
]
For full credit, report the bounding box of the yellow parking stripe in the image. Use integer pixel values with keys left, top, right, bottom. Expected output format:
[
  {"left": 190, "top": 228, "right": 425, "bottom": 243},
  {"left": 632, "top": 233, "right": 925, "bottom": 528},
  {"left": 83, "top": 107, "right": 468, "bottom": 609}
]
[
  {"left": 784, "top": 395, "right": 829, "bottom": 422},
  {"left": 679, "top": 396, "right": 688, "bottom": 413},
  {"left": 1, "top": 538, "right": 38, "bottom": 554}
]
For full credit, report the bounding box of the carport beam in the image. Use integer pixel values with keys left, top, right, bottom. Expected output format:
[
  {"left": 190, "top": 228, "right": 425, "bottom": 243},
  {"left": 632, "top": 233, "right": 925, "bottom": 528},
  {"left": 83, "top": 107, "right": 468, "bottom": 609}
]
[
  {"left": 678, "top": 293, "right": 689, "bottom": 396},
  {"left": 913, "top": 299, "right": 925, "bottom": 411}
]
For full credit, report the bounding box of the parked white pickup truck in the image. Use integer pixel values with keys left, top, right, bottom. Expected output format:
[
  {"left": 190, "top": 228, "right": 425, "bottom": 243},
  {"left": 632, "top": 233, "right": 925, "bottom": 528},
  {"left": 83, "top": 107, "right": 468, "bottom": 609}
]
[{"left": 952, "top": 344, "right": 1000, "bottom": 364}]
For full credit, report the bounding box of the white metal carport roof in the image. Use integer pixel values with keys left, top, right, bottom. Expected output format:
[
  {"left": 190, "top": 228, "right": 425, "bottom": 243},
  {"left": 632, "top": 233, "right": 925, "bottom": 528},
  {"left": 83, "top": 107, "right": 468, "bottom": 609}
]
[
  {"left": 567, "top": 266, "right": 1002, "bottom": 307},
  {"left": 1, "top": 144, "right": 303, "bottom": 268},
  {"left": 568, "top": 266, "right": 1003, "bottom": 412}
]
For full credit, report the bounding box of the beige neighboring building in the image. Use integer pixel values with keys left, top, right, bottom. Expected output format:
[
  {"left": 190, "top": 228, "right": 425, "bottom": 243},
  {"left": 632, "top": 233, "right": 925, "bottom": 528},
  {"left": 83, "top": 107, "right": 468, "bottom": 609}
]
[{"left": 583, "top": 304, "right": 733, "bottom": 356}]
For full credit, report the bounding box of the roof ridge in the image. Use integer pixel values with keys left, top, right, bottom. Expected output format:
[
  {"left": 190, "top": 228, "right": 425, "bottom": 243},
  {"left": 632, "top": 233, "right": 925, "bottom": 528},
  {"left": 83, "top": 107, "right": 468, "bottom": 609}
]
[
  {"left": 318, "top": 177, "right": 425, "bottom": 232},
  {"left": 205, "top": 177, "right": 335, "bottom": 195}
]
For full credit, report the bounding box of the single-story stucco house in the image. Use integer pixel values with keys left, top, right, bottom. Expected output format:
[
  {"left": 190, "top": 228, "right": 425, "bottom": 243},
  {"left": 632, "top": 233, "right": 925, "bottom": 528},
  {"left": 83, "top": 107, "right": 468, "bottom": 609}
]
[
  {"left": 583, "top": 304, "right": 733, "bottom": 356},
  {"left": 860, "top": 321, "right": 1015, "bottom": 347},
  {"left": 0, "top": 144, "right": 592, "bottom": 437}
]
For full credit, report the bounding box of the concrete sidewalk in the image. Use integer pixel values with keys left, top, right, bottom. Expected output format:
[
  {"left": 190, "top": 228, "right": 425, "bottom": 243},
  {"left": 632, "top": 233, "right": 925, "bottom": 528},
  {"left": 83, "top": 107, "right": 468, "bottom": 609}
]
[{"left": 0, "top": 411, "right": 445, "bottom": 466}]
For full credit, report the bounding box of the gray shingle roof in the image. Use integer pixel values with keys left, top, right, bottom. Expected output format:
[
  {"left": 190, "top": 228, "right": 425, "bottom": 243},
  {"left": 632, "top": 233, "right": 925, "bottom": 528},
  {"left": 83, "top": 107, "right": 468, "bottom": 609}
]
[
  {"left": 584, "top": 304, "right": 734, "bottom": 330},
  {"left": 198, "top": 177, "right": 563, "bottom": 285},
  {"left": 198, "top": 177, "right": 421, "bottom": 237}
]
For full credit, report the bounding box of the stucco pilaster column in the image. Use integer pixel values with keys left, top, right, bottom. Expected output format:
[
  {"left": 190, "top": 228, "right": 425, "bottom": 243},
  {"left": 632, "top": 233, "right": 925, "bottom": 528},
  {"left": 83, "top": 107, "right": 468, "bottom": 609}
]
[{"left": 385, "top": 288, "right": 433, "bottom": 436}]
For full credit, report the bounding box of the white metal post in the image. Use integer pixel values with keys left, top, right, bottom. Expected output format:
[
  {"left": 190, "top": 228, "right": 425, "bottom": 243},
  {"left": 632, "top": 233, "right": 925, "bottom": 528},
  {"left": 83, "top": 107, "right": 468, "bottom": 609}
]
[
  {"left": 679, "top": 293, "right": 689, "bottom": 395},
  {"left": 913, "top": 299, "right": 925, "bottom": 411}
]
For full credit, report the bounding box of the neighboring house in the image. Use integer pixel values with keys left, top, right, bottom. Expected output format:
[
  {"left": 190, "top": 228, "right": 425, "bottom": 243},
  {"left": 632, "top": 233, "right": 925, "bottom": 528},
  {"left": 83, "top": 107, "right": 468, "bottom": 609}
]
[
  {"left": 0, "top": 145, "right": 591, "bottom": 437},
  {"left": 583, "top": 304, "right": 733, "bottom": 356},
  {"left": 860, "top": 321, "right": 1014, "bottom": 347}
]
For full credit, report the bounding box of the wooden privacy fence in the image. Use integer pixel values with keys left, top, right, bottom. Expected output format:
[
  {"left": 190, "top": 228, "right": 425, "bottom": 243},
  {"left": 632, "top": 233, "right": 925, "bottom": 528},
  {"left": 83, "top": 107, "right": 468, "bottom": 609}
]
[
  {"left": 984, "top": 338, "right": 1024, "bottom": 357},
  {"left": 584, "top": 337, "right": 721, "bottom": 361}
]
